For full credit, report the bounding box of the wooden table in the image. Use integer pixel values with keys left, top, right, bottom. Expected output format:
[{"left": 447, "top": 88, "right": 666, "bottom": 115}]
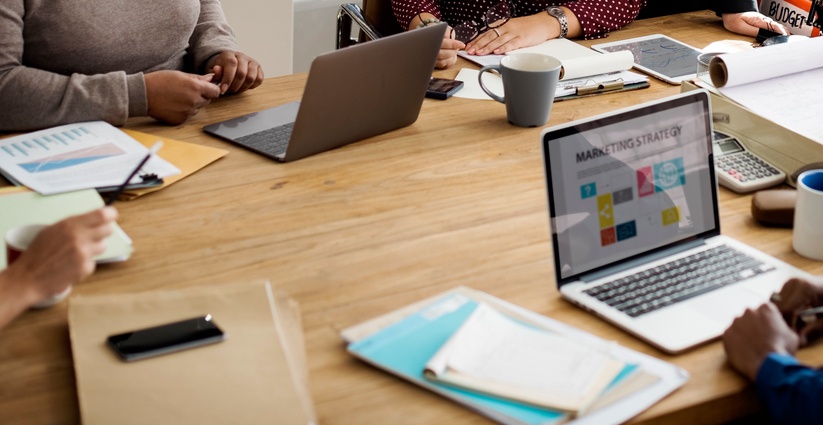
[{"left": 3, "top": 10, "right": 822, "bottom": 425}]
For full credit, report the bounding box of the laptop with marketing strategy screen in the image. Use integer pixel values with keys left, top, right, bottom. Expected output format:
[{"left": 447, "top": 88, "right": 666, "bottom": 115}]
[
  {"left": 541, "top": 90, "right": 810, "bottom": 354},
  {"left": 203, "top": 23, "right": 446, "bottom": 162}
]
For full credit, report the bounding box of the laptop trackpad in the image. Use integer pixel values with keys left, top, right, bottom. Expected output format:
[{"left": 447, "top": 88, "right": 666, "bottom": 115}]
[
  {"left": 688, "top": 286, "right": 763, "bottom": 323},
  {"left": 204, "top": 101, "right": 300, "bottom": 139}
]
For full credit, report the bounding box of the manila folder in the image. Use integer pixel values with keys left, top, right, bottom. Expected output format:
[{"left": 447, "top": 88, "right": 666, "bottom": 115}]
[{"left": 68, "top": 280, "right": 313, "bottom": 425}]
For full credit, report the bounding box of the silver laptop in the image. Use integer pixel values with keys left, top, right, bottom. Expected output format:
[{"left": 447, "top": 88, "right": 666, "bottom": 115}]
[
  {"left": 541, "top": 90, "right": 810, "bottom": 354},
  {"left": 203, "top": 24, "right": 446, "bottom": 162}
]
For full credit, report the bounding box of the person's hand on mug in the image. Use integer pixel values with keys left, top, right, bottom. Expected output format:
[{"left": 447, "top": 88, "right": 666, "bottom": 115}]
[
  {"left": 8, "top": 208, "right": 116, "bottom": 305},
  {"left": 208, "top": 51, "right": 265, "bottom": 95},
  {"left": 145, "top": 70, "right": 221, "bottom": 125},
  {"left": 723, "top": 302, "right": 799, "bottom": 381},
  {"left": 721, "top": 12, "right": 790, "bottom": 37}
]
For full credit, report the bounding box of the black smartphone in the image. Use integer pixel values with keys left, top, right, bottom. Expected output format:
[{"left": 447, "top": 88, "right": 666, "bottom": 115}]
[
  {"left": 107, "top": 314, "right": 225, "bottom": 362},
  {"left": 425, "top": 77, "right": 464, "bottom": 100}
]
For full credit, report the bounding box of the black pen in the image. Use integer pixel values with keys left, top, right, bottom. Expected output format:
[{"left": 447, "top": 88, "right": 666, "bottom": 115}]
[{"left": 105, "top": 142, "right": 163, "bottom": 205}]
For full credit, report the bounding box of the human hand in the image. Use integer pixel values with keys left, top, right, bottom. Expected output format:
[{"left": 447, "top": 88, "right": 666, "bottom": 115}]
[
  {"left": 722, "top": 12, "right": 790, "bottom": 37},
  {"left": 144, "top": 70, "right": 221, "bottom": 125},
  {"left": 465, "top": 14, "right": 553, "bottom": 56},
  {"left": 436, "top": 30, "right": 465, "bottom": 69},
  {"left": 7, "top": 207, "right": 117, "bottom": 307},
  {"left": 723, "top": 303, "right": 799, "bottom": 381},
  {"left": 209, "top": 51, "right": 264, "bottom": 95},
  {"left": 772, "top": 277, "right": 823, "bottom": 345}
]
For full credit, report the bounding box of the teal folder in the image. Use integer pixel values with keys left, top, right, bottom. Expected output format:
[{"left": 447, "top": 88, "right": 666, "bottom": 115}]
[{"left": 348, "top": 293, "right": 639, "bottom": 425}]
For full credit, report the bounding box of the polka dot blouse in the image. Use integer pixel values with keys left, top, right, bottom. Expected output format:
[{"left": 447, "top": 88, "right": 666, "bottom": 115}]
[{"left": 392, "top": 0, "right": 647, "bottom": 39}]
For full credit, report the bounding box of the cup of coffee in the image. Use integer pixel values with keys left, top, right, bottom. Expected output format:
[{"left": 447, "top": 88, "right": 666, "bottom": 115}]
[
  {"left": 5, "top": 224, "right": 72, "bottom": 308},
  {"left": 478, "top": 53, "right": 561, "bottom": 127},
  {"left": 793, "top": 170, "right": 823, "bottom": 260}
]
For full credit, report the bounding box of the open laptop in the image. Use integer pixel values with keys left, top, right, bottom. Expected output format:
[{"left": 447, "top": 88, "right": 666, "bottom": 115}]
[
  {"left": 203, "top": 24, "right": 446, "bottom": 162},
  {"left": 541, "top": 90, "right": 810, "bottom": 354}
]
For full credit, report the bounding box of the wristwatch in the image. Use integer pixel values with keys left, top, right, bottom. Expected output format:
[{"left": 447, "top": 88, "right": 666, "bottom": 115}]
[{"left": 546, "top": 7, "right": 568, "bottom": 39}]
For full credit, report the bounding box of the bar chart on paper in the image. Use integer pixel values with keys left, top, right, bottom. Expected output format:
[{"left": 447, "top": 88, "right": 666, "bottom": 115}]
[
  {"left": 0, "top": 122, "right": 179, "bottom": 195},
  {"left": 2, "top": 125, "right": 126, "bottom": 171}
]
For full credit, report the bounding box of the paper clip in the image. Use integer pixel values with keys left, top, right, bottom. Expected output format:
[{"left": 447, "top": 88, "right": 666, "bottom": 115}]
[{"left": 576, "top": 79, "right": 624, "bottom": 96}]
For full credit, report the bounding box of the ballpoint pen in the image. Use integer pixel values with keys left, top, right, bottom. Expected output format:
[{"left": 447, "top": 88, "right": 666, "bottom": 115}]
[
  {"left": 796, "top": 306, "right": 823, "bottom": 330},
  {"left": 105, "top": 142, "right": 163, "bottom": 205}
]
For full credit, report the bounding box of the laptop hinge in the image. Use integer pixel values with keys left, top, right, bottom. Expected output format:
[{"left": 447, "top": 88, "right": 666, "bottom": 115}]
[{"left": 579, "top": 239, "right": 706, "bottom": 283}]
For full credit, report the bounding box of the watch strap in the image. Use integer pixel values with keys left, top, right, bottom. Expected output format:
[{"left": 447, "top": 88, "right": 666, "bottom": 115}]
[{"left": 547, "top": 7, "right": 568, "bottom": 39}]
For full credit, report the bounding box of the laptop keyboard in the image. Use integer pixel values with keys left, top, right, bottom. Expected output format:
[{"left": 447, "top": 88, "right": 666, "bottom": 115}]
[
  {"left": 583, "top": 245, "right": 775, "bottom": 318},
  {"left": 234, "top": 123, "right": 294, "bottom": 157}
]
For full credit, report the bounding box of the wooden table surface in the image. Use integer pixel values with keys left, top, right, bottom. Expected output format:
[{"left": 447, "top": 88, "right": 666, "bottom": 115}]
[{"left": 3, "top": 10, "right": 822, "bottom": 425}]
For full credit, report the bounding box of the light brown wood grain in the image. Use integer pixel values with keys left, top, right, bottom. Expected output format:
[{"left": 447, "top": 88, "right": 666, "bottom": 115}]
[{"left": 2, "top": 10, "right": 821, "bottom": 425}]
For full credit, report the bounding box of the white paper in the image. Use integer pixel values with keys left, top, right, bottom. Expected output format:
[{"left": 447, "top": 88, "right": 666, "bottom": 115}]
[
  {"left": 458, "top": 38, "right": 634, "bottom": 80},
  {"left": 455, "top": 68, "right": 648, "bottom": 100},
  {"left": 711, "top": 37, "right": 823, "bottom": 142},
  {"left": 0, "top": 121, "right": 180, "bottom": 195},
  {"left": 436, "top": 304, "right": 611, "bottom": 397}
]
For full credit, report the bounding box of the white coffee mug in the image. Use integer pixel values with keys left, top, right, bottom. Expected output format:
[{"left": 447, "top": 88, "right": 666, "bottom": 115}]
[{"left": 793, "top": 169, "right": 823, "bottom": 260}]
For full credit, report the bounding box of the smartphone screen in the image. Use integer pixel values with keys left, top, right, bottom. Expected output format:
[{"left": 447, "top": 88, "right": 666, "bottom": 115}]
[
  {"left": 107, "top": 314, "right": 225, "bottom": 361},
  {"left": 426, "top": 78, "right": 464, "bottom": 100}
]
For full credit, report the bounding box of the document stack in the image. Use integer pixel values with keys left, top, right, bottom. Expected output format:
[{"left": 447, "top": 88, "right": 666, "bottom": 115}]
[
  {"left": 68, "top": 280, "right": 316, "bottom": 425},
  {"left": 342, "top": 287, "right": 688, "bottom": 425},
  {"left": 685, "top": 36, "right": 823, "bottom": 181}
]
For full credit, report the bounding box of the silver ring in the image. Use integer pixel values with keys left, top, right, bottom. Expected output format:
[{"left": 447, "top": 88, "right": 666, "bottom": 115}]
[
  {"left": 493, "top": 28, "right": 501, "bottom": 38},
  {"left": 770, "top": 292, "right": 782, "bottom": 303}
]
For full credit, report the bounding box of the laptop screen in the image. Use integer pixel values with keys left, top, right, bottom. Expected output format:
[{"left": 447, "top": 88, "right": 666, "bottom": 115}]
[{"left": 543, "top": 91, "right": 718, "bottom": 285}]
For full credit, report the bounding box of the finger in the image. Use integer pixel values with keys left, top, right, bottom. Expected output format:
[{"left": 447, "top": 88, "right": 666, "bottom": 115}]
[
  {"left": 250, "top": 66, "right": 264, "bottom": 89},
  {"left": 196, "top": 78, "right": 221, "bottom": 99},
  {"left": 219, "top": 57, "right": 239, "bottom": 94},
  {"left": 239, "top": 62, "right": 261, "bottom": 92},
  {"left": 229, "top": 59, "right": 250, "bottom": 93}
]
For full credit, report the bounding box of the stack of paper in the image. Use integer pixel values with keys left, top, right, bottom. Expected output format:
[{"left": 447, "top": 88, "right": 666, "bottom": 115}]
[
  {"left": 0, "top": 187, "right": 133, "bottom": 268},
  {"left": 343, "top": 287, "right": 687, "bottom": 425},
  {"left": 0, "top": 121, "right": 181, "bottom": 195},
  {"left": 707, "top": 36, "right": 823, "bottom": 143},
  {"left": 68, "top": 280, "right": 316, "bottom": 425}
]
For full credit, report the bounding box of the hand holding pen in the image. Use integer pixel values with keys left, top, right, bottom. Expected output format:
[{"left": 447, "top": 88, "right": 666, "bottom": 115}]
[
  {"left": 769, "top": 277, "right": 823, "bottom": 346},
  {"left": 105, "top": 142, "right": 163, "bottom": 206}
]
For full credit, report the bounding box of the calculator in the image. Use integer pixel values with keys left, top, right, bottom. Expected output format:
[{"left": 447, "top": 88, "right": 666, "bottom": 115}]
[{"left": 712, "top": 130, "right": 785, "bottom": 193}]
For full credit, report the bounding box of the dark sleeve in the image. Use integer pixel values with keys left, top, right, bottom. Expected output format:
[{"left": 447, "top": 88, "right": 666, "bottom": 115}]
[
  {"left": 713, "top": 0, "right": 758, "bottom": 15},
  {"left": 755, "top": 353, "right": 823, "bottom": 425}
]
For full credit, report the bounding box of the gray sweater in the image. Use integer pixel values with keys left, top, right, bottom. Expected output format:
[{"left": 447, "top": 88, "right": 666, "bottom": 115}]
[{"left": 0, "top": 0, "right": 238, "bottom": 131}]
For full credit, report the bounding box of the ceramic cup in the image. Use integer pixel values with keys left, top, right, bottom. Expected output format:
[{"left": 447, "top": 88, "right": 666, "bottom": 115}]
[
  {"left": 793, "top": 170, "right": 823, "bottom": 261},
  {"left": 5, "top": 224, "right": 72, "bottom": 308},
  {"left": 478, "top": 53, "right": 561, "bottom": 127}
]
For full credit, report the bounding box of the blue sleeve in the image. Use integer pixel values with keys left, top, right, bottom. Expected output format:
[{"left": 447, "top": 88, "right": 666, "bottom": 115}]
[{"left": 755, "top": 353, "right": 823, "bottom": 424}]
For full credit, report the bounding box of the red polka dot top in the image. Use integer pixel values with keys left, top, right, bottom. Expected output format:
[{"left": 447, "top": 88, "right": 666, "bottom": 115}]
[{"left": 392, "top": 0, "right": 647, "bottom": 39}]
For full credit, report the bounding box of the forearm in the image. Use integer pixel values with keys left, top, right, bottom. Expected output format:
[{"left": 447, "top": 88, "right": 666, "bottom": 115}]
[
  {"left": 0, "top": 67, "right": 145, "bottom": 132},
  {"left": 192, "top": 0, "right": 238, "bottom": 73},
  {"left": 756, "top": 353, "right": 823, "bottom": 424},
  {"left": 0, "top": 270, "right": 36, "bottom": 331},
  {"left": 562, "top": 0, "right": 644, "bottom": 39}
]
